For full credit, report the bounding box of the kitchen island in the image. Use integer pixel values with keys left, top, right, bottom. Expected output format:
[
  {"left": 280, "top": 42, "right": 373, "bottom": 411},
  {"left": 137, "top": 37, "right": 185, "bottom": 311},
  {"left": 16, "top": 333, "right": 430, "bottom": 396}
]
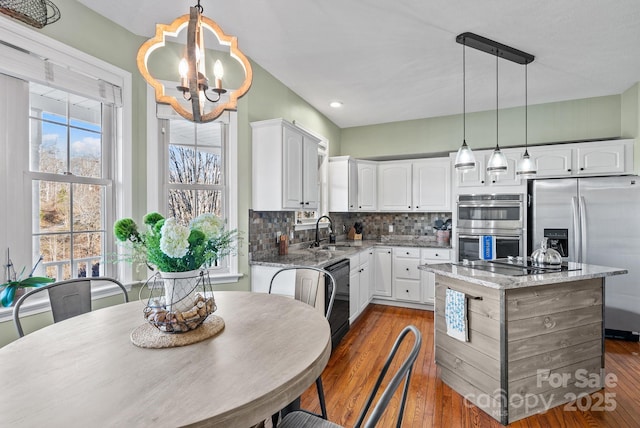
[{"left": 419, "top": 261, "right": 627, "bottom": 425}]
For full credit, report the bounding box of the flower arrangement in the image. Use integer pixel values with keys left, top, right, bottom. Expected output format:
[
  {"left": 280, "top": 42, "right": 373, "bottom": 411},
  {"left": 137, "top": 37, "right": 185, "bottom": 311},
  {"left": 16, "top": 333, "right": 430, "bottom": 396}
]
[{"left": 114, "top": 212, "right": 237, "bottom": 273}]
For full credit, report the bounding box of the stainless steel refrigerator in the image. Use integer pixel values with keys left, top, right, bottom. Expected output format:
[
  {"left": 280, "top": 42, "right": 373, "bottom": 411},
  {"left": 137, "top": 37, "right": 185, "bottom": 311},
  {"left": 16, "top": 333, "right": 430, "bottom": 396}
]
[{"left": 530, "top": 176, "right": 640, "bottom": 339}]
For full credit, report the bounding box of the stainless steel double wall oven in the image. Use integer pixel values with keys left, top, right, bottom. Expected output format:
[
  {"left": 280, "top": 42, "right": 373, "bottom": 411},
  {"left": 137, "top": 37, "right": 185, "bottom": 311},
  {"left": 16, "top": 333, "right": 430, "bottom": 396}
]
[{"left": 456, "top": 194, "right": 526, "bottom": 261}]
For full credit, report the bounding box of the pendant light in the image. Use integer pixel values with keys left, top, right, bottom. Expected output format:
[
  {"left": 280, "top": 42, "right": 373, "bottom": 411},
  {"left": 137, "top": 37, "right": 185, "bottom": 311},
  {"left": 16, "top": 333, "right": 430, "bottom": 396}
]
[
  {"left": 454, "top": 44, "right": 476, "bottom": 171},
  {"left": 486, "top": 52, "right": 508, "bottom": 175},
  {"left": 516, "top": 64, "right": 537, "bottom": 177}
]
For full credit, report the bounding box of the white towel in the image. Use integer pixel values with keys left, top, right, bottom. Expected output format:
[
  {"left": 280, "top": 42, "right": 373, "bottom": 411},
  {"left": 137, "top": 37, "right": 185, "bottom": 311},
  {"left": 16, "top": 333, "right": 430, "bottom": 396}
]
[{"left": 445, "top": 288, "right": 468, "bottom": 342}]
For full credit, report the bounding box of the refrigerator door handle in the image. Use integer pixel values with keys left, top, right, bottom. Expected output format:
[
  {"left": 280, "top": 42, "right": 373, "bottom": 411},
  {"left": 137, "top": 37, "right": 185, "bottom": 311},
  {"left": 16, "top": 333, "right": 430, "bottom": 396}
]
[
  {"left": 572, "top": 196, "right": 581, "bottom": 263},
  {"left": 579, "top": 196, "right": 587, "bottom": 263}
]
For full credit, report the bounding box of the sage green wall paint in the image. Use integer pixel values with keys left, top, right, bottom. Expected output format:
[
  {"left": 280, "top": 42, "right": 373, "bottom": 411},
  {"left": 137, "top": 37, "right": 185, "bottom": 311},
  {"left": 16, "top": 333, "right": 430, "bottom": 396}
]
[{"left": 341, "top": 95, "right": 622, "bottom": 158}]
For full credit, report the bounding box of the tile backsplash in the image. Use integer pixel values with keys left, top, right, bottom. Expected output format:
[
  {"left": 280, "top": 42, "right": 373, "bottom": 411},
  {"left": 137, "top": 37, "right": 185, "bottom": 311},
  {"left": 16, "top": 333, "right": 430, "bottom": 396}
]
[{"left": 249, "top": 210, "right": 452, "bottom": 260}]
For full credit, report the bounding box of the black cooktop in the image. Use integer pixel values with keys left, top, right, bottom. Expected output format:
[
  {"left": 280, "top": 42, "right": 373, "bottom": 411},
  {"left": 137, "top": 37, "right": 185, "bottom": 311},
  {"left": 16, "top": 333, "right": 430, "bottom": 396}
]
[{"left": 455, "top": 257, "right": 582, "bottom": 277}]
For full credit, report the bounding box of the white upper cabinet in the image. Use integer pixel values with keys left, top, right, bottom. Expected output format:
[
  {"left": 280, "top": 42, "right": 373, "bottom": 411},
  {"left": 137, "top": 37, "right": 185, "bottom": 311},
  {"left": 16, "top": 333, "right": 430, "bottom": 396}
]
[
  {"left": 357, "top": 160, "right": 377, "bottom": 211},
  {"left": 575, "top": 140, "right": 632, "bottom": 176},
  {"left": 378, "top": 161, "right": 413, "bottom": 211},
  {"left": 453, "top": 148, "right": 523, "bottom": 189},
  {"left": 252, "top": 118, "right": 320, "bottom": 211},
  {"left": 378, "top": 159, "right": 452, "bottom": 212},
  {"left": 329, "top": 157, "right": 375, "bottom": 212},
  {"left": 527, "top": 146, "right": 573, "bottom": 178},
  {"left": 412, "top": 158, "right": 451, "bottom": 211}
]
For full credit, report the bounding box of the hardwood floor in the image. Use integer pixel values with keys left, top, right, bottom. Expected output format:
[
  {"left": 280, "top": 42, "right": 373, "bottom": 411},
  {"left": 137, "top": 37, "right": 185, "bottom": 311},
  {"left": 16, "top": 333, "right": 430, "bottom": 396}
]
[{"left": 300, "top": 304, "right": 640, "bottom": 427}]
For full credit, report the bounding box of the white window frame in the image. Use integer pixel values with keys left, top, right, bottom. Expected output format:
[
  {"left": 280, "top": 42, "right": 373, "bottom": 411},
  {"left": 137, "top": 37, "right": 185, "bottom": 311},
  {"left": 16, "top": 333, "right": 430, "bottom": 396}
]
[
  {"left": 0, "top": 18, "right": 133, "bottom": 321},
  {"left": 146, "top": 86, "right": 241, "bottom": 283}
]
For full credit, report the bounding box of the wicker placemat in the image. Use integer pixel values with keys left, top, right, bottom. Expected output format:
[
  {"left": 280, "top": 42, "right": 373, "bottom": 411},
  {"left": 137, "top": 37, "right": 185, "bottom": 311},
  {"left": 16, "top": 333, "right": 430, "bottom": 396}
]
[{"left": 130, "top": 315, "right": 225, "bottom": 348}]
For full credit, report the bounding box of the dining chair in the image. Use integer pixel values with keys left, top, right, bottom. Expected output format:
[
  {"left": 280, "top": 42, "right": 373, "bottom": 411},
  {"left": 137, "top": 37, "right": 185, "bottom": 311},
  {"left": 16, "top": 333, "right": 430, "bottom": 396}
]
[
  {"left": 277, "top": 324, "right": 422, "bottom": 428},
  {"left": 268, "top": 266, "right": 337, "bottom": 422},
  {"left": 12, "top": 277, "right": 129, "bottom": 337}
]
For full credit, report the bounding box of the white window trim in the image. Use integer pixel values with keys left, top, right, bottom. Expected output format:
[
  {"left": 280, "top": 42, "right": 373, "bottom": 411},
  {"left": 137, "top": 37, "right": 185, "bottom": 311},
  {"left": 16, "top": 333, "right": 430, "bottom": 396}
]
[
  {"left": 146, "top": 86, "right": 241, "bottom": 282},
  {"left": 0, "top": 19, "right": 133, "bottom": 322}
]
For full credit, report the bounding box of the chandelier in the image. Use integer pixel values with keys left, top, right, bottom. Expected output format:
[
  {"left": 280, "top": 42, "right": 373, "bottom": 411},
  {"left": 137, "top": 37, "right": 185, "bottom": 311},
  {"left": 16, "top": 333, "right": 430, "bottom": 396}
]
[{"left": 136, "top": 0, "right": 253, "bottom": 123}]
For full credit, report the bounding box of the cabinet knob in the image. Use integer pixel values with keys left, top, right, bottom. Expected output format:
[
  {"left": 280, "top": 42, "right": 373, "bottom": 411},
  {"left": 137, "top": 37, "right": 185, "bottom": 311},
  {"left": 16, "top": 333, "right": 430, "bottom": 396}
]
[
  {"left": 359, "top": 206, "right": 362, "bottom": 208},
  {"left": 408, "top": 206, "right": 411, "bottom": 209},
  {"left": 580, "top": 167, "right": 585, "bottom": 171},
  {"left": 435, "top": 253, "right": 439, "bottom": 257},
  {"left": 406, "top": 252, "right": 410, "bottom": 255},
  {"left": 567, "top": 169, "right": 572, "bottom": 172},
  {"left": 300, "top": 202, "right": 305, "bottom": 205},
  {"left": 388, "top": 251, "right": 391, "bottom": 254},
  {"left": 481, "top": 180, "right": 485, "bottom": 184},
  {"left": 305, "top": 202, "right": 310, "bottom": 205},
  {"left": 492, "top": 180, "right": 496, "bottom": 184},
  {"left": 406, "top": 289, "right": 409, "bottom": 293},
  {"left": 406, "top": 267, "right": 410, "bottom": 271}
]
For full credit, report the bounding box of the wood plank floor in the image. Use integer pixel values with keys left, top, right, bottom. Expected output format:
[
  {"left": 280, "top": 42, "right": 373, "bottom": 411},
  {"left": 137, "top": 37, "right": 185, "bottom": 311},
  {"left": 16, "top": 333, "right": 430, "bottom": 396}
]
[{"left": 300, "top": 304, "right": 640, "bottom": 427}]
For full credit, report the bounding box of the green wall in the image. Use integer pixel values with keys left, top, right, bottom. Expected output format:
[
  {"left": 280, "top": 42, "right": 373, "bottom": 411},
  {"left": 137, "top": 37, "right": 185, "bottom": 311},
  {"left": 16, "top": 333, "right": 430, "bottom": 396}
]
[{"left": 341, "top": 95, "right": 624, "bottom": 159}]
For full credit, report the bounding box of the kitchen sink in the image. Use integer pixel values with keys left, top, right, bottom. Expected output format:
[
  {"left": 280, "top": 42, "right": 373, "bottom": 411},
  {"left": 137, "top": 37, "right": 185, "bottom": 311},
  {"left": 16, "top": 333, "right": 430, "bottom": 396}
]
[{"left": 321, "top": 244, "right": 353, "bottom": 250}]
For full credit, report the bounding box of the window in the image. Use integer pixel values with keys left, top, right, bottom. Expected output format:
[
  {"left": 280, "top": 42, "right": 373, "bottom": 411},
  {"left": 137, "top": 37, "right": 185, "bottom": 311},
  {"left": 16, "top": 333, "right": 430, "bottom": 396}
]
[
  {"left": 147, "top": 87, "right": 239, "bottom": 282},
  {"left": 0, "top": 17, "right": 132, "bottom": 298},
  {"left": 28, "top": 83, "right": 115, "bottom": 280},
  {"left": 162, "top": 119, "right": 230, "bottom": 270},
  {"left": 295, "top": 138, "right": 329, "bottom": 227}
]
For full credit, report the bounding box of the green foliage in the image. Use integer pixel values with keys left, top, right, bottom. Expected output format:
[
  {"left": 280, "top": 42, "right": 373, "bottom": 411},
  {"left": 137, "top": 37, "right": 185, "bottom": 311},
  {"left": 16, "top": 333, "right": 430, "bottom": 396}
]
[{"left": 113, "top": 213, "right": 238, "bottom": 273}]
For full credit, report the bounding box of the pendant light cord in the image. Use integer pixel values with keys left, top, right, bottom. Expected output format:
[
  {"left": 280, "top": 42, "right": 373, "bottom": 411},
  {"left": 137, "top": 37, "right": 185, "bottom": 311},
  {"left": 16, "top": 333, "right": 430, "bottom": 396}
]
[
  {"left": 463, "top": 44, "right": 466, "bottom": 142},
  {"left": 525, "top": 63, "right": 528, "bottom": 151},
  {"left": 495, "top": 51, "right": 499, "bottom": 150}
]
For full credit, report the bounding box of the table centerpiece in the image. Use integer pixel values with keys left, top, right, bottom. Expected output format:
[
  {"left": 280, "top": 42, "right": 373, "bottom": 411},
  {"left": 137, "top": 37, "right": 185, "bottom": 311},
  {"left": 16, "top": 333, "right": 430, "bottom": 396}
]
[{"left": 114, "top": 212, "right": 237, "bottom": 334}]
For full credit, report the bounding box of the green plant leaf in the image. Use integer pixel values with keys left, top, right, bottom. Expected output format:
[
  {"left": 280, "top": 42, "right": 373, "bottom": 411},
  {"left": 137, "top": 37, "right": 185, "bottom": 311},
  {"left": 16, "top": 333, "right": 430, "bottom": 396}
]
[{"left": 19, "top": 277, "right": 55, "bottom": 287}]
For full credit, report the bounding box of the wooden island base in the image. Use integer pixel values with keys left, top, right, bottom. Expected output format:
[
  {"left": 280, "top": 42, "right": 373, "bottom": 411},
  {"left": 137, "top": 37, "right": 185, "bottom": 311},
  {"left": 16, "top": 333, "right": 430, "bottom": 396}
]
[{"left": 426, "top": 264, "right": 625, "bottom": 425}]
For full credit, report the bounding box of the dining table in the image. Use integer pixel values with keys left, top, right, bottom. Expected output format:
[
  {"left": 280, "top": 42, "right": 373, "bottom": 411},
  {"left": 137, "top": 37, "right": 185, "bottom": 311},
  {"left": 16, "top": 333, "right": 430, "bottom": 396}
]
[{"left": 0, "top": 291, "right": 332, "bottom": 427}]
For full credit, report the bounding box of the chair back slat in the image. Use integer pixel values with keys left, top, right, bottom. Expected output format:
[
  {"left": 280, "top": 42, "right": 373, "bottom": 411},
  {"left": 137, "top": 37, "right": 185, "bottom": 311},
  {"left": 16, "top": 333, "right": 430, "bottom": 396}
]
[{"left": 48, "top": 279, "right": 92, "bottom": 323}]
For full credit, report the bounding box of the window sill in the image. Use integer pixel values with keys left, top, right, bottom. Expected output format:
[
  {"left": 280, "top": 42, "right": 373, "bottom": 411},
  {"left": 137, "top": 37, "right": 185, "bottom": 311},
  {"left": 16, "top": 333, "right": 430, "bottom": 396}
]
[
  {"left": 295, "top": 222, "right": 329, "bottom": 232},
  {"left": 0, "top": 281, "right": 136, "bottom": 323}
]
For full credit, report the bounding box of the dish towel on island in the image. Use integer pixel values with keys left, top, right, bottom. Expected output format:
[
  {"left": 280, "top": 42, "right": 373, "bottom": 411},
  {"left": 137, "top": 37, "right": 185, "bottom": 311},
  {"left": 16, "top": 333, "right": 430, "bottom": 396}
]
[{"left": 445, "top": 288, "right": 469, "bottom": 342}]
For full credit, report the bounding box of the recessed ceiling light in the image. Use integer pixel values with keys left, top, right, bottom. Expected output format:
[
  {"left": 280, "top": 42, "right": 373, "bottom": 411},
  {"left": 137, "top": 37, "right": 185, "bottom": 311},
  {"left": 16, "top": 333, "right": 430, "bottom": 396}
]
[{"left": 329, "top": 101, "right": 343, "bottom": 108}]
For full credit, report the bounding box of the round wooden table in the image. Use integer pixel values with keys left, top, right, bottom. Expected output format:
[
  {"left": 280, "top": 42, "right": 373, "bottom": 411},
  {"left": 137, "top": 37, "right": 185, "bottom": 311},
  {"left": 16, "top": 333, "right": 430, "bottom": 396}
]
[{"left": 0, "top": 291, "right": 331, "bottom": 427}]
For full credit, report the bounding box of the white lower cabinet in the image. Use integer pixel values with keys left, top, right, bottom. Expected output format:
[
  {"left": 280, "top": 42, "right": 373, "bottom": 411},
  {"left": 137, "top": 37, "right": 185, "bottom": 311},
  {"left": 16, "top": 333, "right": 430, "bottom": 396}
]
[
  {"left": 349, "top": 248, "right": 373, "bottom": 323},
  {"left": 372, "top": 247, "right": 392, "bottom": 297},
  {"left": 420, "top": 248, "right": 452, "bottom": 304},
  {"left": 392, "top": 247, "right": 422, "bottom": 303},
  {"left": 250, "top": 265, "right": 295, "bottom": 294}
]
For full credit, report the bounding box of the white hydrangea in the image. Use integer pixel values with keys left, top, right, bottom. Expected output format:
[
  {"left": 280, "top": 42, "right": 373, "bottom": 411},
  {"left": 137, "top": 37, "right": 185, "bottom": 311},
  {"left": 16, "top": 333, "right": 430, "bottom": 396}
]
[
  {"left": 160, "top": 218, "right": 190, "bottom": 258},
  {"left": 190, "top": 213, "right": 222, "bottom": 240}
]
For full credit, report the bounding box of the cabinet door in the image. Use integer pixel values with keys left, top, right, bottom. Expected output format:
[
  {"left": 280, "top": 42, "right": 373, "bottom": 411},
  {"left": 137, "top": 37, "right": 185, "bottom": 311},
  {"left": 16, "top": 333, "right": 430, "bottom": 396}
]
[
  {"left": 378, "top": 162, "right": 412, "bottom": 211},
  {"left": 282, "top": 127, "right": 304, "bottom": 209},
  {"left": 485, "top": 150, "right": 522, "bottom": 187},
  {"left": 349, "top": 267, "right": 360, "bottom": 323},
  {"left": 302, "top": 136, "right": 319, "bottom": 210},
  {"left": 528, "top": 146, "right": 573, "bottom": 178},
  {"left": 412, "top": 158, "right": 451, "bottom": 211},
  {"left": 373, "top": 247, "right": 392, "bottom": 297},
  {"left": 357, "top": 162, "right": 377, "bottom": 211},
  {"left": 576, "top": 143, "right": 626, "bottom": 175},
  {"left": 349, "top": 159, "right": 359, "bottom": 211},
  {"left": 358, "top": 257, "right": 370, "bottom": 313},
  {"left": 455, "top": 154, "right": 486, "bottom": 187}
]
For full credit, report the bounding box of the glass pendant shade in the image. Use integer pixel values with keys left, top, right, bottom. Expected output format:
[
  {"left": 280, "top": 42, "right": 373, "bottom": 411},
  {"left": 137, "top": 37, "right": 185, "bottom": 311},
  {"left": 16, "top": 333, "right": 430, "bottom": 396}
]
[
  {"left": 516, "top": 149, "right": 536, "bottom": 177},
  {"left": 487, "top": 147, "right": 508, "bottom": 175},
  {"left": 454, "top": 140, "right": 476, "bottom": 170}
]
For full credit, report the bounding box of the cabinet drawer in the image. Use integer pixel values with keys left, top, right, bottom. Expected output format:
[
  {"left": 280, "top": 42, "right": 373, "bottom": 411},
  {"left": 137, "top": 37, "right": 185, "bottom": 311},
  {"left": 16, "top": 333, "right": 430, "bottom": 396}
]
[
  {"left": 394, "top": 247, "right": 420, "bottom": 258},
  {"left": 394, "top": 280, "right": 421, "bottom": 302},
  {"left": 394, "top": 258, "right": 420, "bottom": 280},
  {"left": 421, "top": 248, "right": 452, "bottom": 261}
]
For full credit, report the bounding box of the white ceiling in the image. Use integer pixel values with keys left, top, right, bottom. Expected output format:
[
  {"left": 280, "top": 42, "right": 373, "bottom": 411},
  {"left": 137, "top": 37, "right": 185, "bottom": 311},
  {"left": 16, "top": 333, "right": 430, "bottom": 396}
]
[{"left": 77, "top": 0, "right": 640, "bottom": 129}]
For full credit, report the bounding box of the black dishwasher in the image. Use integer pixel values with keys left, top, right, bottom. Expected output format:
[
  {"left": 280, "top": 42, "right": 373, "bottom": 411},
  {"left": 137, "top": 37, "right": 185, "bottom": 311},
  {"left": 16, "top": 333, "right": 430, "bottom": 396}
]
[{"left": 324, "top": 259, "right": 350, "bottom": 350}]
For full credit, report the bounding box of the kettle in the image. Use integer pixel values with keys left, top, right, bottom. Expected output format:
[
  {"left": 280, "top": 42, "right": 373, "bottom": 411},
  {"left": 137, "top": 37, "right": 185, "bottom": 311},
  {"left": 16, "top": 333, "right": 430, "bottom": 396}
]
[{"left": 531, "top": 237, "right": 562, "bottom": 266}]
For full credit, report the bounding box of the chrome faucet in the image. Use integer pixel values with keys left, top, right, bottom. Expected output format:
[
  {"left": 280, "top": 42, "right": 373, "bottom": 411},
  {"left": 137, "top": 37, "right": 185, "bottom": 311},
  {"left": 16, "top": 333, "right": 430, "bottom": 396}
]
[{"left": 314, "top": 215, "right": 335, "bottom": 247}]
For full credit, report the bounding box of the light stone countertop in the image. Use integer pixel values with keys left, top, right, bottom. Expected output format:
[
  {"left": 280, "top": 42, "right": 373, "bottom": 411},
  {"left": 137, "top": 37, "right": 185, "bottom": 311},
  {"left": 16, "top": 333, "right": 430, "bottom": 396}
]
[
  {"left": 419, "top": 262, "right": 627, "bottom": 290},
  {"left": 251, "top": 237, "right": 452, "bottom": 268}
]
